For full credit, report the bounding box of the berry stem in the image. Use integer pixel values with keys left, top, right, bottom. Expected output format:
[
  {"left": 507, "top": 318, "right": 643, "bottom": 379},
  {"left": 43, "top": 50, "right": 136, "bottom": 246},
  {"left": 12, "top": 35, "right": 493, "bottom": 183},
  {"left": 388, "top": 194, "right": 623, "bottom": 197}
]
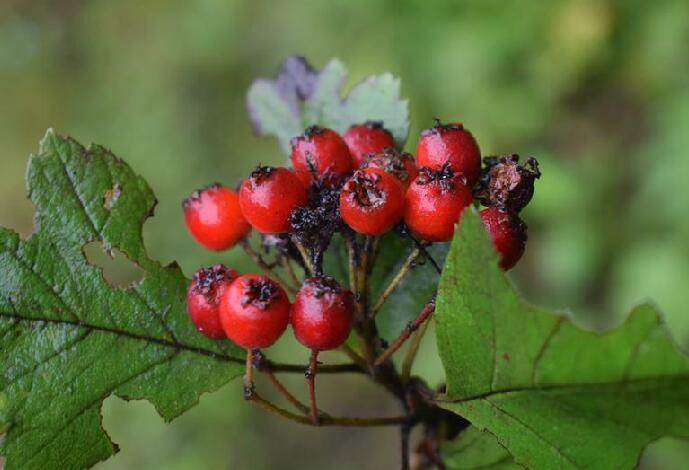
[
  {"left": 240, "top": 238, "right": 298, "bottom": 294},
  {"left": 306, "top": 350, "right": 320, "bottom": 425},
  {"left": 374, "top": 300, "right": 436, "bottom": 366},
  {"left": 253, "top": 351, "right": 309, "bottom": 415},
  {"left": 243, "top": 349, "right": 255, "bottom": 400},
  {"left": 371, "top": 246, "right": 421, "bottom": 316},
  {"left": 344, "top": 234, "right": 358, "bottom": 298}
]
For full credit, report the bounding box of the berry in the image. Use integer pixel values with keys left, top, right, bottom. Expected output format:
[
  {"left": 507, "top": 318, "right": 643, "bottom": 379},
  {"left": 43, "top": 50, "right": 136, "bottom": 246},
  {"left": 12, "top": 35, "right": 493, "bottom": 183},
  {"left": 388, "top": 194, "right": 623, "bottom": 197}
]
[
  {"left": 340, "top": 168, "right": 405, "bottom": 236},
  {"left": 291, "top": 276, "right": 355, "bottom": 351},
  {"left": 416, "top": 122, "right": 481, "bottom": 186},
  {"left": 219, "top": 274, "right": 291, "bottom": 349},
  {"left": 290, "top": 126, "right": 353, "bottom": 185},
  {"left": 480, "top": 207, "right": 527, "bottom": 270},
  {"left": 476, "top": 155, "right": 541, "bottom": 212},
  {"left": 183, "top": 184, "right": 251, "bottom": 251},
  {"left": 239, "top": 166, "right": 308, "bottom": 234},
  {"left": 343, "top": 121, "right": 396, "bottom": 167},
  {"left": 187, "top": 264, "right": 239, "bottom": 339},
  {"left": 362, "top": 148, "right": 419, "bottom": 189},
  {"left": 404, "top": 165, "right": 473, "bottom": 242}
]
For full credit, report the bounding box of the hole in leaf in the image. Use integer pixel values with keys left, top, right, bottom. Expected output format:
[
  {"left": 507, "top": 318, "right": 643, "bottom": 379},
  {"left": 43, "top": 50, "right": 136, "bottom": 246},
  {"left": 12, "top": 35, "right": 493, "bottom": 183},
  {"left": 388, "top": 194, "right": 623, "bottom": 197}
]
[
  {"left": 103, "top": 183, "right": 122, "bottom": 210},
  {"left": 83, "top": 241, "right": 144, "bottom": 287}
]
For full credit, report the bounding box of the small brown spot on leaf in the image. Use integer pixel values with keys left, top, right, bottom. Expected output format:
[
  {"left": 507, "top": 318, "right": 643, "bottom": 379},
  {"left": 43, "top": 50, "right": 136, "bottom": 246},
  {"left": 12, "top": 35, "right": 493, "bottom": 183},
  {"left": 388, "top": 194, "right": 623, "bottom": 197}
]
[
  {"left": 502, "top": 352, "right": 510, "bottom": 361},
  {"left": 104, "top": 183, "right": 122, "bottom": 210}
]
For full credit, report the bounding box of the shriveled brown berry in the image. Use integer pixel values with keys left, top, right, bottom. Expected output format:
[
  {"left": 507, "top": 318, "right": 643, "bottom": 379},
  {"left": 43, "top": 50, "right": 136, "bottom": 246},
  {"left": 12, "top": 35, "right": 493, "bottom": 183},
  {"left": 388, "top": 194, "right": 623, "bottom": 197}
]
[{"left": 476, "top": 155, "right": 540, "bottom": 212}]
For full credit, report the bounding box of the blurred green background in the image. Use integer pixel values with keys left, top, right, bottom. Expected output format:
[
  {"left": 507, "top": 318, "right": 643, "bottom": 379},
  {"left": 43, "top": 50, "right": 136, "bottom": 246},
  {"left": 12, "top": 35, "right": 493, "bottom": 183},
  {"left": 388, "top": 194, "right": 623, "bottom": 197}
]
[{"left": 1, "top": 0, "right": 689, "bottom": 468}]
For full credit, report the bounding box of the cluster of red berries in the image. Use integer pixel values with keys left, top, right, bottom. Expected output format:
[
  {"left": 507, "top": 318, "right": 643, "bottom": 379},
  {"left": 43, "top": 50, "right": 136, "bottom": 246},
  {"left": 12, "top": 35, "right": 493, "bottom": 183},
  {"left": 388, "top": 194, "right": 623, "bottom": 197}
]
[{"left": 183, "top": 120, "right": 539, "bottom": 349}]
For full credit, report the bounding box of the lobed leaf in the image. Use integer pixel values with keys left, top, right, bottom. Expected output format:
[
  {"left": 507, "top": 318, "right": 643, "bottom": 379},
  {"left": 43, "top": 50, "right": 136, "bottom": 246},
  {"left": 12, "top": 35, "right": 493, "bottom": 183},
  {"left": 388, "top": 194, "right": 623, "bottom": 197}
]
[
  {"left": 435, "top": 209, "right": 689, "bottom": 469},
  {"left": 0, "top": 131, "right": 245, "bottom": 470},
  {"left": 247, "top": 56, "right": 409, "bottom": 154}
]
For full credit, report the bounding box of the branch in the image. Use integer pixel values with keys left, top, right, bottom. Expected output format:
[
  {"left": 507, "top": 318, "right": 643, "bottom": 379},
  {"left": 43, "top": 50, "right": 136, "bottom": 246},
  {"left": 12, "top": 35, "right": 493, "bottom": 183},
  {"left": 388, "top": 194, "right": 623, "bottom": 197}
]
[{"left": 248, "top": 392, "right": 408, "bottom": 427}]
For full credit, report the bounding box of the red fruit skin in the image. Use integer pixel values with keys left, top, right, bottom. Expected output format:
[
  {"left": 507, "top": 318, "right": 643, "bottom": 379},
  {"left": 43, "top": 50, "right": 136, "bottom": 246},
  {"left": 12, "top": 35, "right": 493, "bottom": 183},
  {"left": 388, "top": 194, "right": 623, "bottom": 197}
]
[
  {"left": 183, "top": 184, "right": 251, "bottom": 251},
  {"left": 291, "top": 277, "right": 355, "bottom": 351},
  {"left": 362, "top": 149, "right": 419, "bottom": 189},
  {"left": 239, "top": 167, "right": 308, "bottom": 234},
  {"left": 290, "top": 126, "right": 353, "bottom": 185},
  {"left": 187, "top": 264, "right": 239, "bottom": 339},
  {"left": 343, "top": 122, "right": 396, "bottom": 168},
  {"left": 340, "top": 168, "right": 405, "bottom": 236},
  {"left": 480, "top": 207, "right": 527, "bottom": 270},
  {"left": 416, "top": 123, "right": 481, "bottom": 186},
  {"left": 219, "top": 274, "right": 291, "bottom": 349},
  {"left": 404, "top": 172, "right": 473, "bottom": 242}
]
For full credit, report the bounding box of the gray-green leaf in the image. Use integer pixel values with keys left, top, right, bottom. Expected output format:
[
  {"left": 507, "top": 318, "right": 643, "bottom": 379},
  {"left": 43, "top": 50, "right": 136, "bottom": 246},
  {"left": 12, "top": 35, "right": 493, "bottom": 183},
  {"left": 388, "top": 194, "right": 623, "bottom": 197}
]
[
  {"left": 247, "top": 56, "right": 409, "bottom": 153},
  {"left": 435, "top": 209, "right": 689, "bottom": 469},
  {"left": 0, "top": 131, "right": 245, "bottom": 470}
]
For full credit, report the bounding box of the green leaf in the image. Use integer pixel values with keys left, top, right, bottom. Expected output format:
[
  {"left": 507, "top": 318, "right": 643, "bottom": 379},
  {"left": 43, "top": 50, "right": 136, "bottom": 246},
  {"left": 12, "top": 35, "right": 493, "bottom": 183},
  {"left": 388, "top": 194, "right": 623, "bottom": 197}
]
[
  {"left": 435, "top": 209, "right": 689, "bottom": 469},
  {"left": 0, "top": 131, "right": 245, "bottom": 470},
  {"left": 247, "top": 56, "right": 409, "bottom": 153},
  {"left": 443, "top": 427, "right": 520, "bottom": 469}
]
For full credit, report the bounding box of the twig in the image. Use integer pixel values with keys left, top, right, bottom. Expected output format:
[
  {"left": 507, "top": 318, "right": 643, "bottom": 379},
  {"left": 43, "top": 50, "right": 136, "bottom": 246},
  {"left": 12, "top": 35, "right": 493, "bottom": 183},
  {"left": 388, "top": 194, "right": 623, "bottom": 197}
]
[
  {"left": 371, "top": 247, "right": 421, "bottom": 316},
  {"left": 266, "top": 361, "right": 362, "bottom": 374},
  {"left": 400, "top": 316, "right": 431, "bottom": 383},
  {"left": 261, "top": 365, "right": 311, "bottom": 415},
  {"left": 292, "top": 235, "right": 316, "bottom": 277},
  {"left": 248, "top": 392, "right": 408, "bottom": 427},
  {"left": 306, "top": 350, "right": 319, "bottom": 424},
  {"left": 241, "top": 239, "right": 297, "bottom": 294},
  {"left": 374, "top": 300, "right": 436, "bottom": 366}
]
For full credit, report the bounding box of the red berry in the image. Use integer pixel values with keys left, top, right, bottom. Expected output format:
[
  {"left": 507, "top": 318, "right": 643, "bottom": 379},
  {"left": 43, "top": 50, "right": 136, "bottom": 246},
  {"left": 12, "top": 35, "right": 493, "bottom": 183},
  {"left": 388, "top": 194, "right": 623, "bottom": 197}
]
[
  {"left": 290, "top": 126, "right": 353, "bottom": 185},
  {"left": 291, "top": 277, "right": 355, "bottom": 351},
  {"left": 343, "top": 121, "right": 396, "bottom": 167},
  {"left": 187, "top": 264, "right": 239, "bottom": 339},
  {"left": 416, "top": 122, "right": 481, "bottom": 186},
  {"left": 239, "top": 166, "right": 308, "bottom": 234},
  {"left": 480, "top": 207, "right": 527, "bottom": 270},
  {"left": 219, "top": 274, "right": 290, "bottom": 349},
  {"left": 183, "top": 184, "right": 251, "bottom": 251},
  {"left": 404, "top": 166, "right": 473, "bottom": 242},
  {"left": 340, "top": 168, "right": 405, "bottom": 236},
  {"left": 362, "top": 148, "right": 419, "bottom": 189}
]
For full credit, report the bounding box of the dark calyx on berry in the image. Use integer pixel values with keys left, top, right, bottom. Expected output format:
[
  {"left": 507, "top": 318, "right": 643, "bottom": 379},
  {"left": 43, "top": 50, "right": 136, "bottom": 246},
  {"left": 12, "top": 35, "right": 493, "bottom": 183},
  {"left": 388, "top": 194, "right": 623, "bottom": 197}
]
[
  {"left": 415, "top": 163, "right": 464, "bottom": 191},
  {"left": 343, "top": 170, "right": 386, "bottom": 208},
  {"left": 240, "top": 277, "right": 280, "bottom": 310},
  {"left": 192, "top": 264, "right": 237, "bottom": 301},
  {"left": 248, "top": 165, "right": 277, "bottom": 186},
  {"left": 307, "top": 275, "right": 344, "bottom": 299},
  {"left": 420, "top": 120, "right": 465, "bottom": 137},
  {"left": 362, "top": 148, "right": 417, "bottom": 185},
  {"left": 476, "top": 155, "right": 540, "bottom": 212}
]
